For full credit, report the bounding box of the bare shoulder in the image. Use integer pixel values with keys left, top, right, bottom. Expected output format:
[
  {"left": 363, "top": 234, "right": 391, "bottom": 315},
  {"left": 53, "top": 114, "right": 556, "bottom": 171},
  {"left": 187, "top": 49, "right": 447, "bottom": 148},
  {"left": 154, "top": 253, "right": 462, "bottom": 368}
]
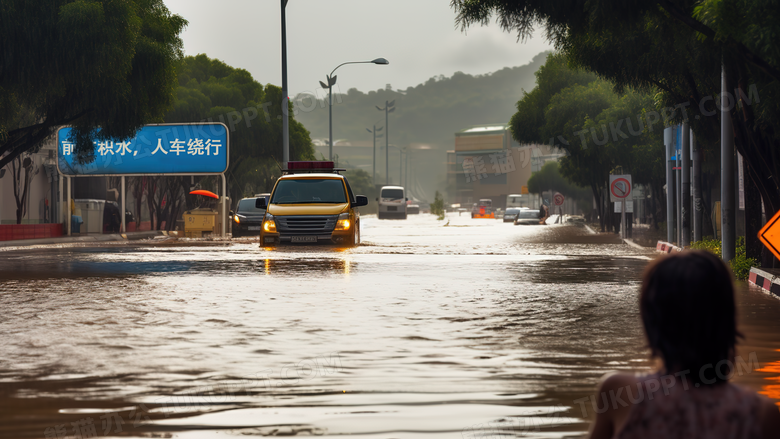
[
  {"left": 599, "top": 372, "right": 639, "bottom": 392},
  {"left": 758, "top": 396, "right": 780, "bottom": 439},
  {"left": 587, "top": 372, "right": 639, "bottom": 439}
]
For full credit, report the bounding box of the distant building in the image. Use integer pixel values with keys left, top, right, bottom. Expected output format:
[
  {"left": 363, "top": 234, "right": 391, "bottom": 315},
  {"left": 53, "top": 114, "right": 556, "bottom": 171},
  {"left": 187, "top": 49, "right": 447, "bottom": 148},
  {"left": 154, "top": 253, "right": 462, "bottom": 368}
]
[{"left": 449, "top": 124, "right": 564, "bottom": 209}]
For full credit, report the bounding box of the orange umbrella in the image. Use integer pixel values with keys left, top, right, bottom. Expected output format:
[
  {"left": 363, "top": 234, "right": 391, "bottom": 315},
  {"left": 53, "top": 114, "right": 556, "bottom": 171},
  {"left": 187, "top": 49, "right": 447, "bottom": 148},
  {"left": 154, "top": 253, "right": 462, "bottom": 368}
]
[{"left": 189, "top": 190, "right": 219, "bottom": 199}]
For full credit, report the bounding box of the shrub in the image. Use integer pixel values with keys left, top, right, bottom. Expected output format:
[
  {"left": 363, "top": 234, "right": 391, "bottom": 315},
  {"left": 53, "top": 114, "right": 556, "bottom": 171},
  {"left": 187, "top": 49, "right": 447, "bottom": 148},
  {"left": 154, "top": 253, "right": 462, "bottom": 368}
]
[
  {"left": 431, "top": 191, "right": 445, "bottom": 220},
  {"left": 690, "top": 236, "right": 757, "bottom": 280}
]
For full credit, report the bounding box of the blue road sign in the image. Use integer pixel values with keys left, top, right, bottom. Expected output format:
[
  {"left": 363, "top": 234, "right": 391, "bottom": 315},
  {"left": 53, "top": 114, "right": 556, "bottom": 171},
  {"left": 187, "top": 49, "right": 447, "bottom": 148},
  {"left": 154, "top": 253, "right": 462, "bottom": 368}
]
[{"left": 57, "top": 123, "right": 229, "bottom": 175}]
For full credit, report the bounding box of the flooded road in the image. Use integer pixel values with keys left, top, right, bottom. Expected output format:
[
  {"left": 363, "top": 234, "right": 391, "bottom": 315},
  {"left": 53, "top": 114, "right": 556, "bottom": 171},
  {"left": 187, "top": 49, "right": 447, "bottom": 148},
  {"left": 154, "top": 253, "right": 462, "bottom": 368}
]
[{"left": 1, "top": 214, "right": 779, "bottom": 438}]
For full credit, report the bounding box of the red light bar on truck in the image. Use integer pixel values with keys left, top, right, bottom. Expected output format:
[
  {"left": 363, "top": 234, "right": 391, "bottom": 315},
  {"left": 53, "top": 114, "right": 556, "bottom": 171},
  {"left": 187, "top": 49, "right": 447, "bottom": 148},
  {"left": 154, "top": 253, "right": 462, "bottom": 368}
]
[
  {"left": 287, "top": 161, "right": 334, "bottom": 170},
  {"left": 284, "top": 161, "right": 345, "bottom": 174}
]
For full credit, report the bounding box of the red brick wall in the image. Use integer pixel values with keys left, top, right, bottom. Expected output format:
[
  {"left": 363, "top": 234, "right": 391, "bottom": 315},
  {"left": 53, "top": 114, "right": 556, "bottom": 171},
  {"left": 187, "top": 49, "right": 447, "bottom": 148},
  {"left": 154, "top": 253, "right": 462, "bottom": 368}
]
[{"left": 0, "top": 224, "right": 64, "bottom": 241}]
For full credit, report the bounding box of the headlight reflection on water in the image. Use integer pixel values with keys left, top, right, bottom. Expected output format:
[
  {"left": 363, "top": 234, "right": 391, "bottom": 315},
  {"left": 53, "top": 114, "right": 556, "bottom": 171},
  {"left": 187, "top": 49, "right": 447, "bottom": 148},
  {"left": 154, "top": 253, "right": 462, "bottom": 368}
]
[{"left": 259, "top": 257, "right": 353, "bottom": 276}]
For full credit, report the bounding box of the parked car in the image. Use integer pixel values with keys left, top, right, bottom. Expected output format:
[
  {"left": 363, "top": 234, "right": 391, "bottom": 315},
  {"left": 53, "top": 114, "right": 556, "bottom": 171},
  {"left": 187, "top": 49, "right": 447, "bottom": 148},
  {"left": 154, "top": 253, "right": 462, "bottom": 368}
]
[
  {"left": 232, "top": 194, "right": 269, "bottom": 237},
  {"left": 407, "top": 204, "right": 420, "bottom": 214},
  {"left": 503, "top": 208, "right": 521, "bottom": 222},
  {"left": 514, "top": 209, "right": 543, "bottom": 225}
]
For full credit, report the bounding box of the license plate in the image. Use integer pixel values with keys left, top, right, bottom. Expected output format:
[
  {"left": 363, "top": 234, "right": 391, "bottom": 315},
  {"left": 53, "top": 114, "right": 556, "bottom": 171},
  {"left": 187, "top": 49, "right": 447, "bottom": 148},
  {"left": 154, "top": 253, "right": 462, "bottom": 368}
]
[
  {"left": 291, "top": 236, "right": 317, "bottom": 243},
  {"left": 248, "top": 226, "right": 261, "bottom": 231},
  {"left": 387, "top": 206, "right": 397, "bottom": 211}
]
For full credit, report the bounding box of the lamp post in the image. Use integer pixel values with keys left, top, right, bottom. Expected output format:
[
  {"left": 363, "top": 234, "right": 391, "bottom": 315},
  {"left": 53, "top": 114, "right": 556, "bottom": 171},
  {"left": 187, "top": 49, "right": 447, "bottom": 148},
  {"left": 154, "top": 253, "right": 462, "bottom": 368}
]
[
  {"left": 366, "top": 120, "right": 384, "bottom": 185},
  {"left": 376, "top": 100, "right": 395, "bottom": 185},
  {"left": 321, "top": 58, "right": 388, "bottom": 161},
  {"left": 280, "top": 0, "right": 289, "bottom": 169}
]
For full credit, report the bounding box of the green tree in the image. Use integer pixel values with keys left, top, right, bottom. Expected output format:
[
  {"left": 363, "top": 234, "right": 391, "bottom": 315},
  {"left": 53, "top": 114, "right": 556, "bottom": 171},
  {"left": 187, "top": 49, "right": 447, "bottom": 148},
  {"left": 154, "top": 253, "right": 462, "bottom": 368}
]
[
  {"left": 507, "top": 54, "right": 620, "bottom": 229},
  {"left": 164, "top": 54, "right": 315, "bottom": 206},
  {"left": 0, "top": 0, "right": 187, "bottom": 168},
  {"left": 527, "top": 161, "right": 591, "bottom": 201},
  {"left": 452, "top": 0, "right": 780, "bottom": 248}
]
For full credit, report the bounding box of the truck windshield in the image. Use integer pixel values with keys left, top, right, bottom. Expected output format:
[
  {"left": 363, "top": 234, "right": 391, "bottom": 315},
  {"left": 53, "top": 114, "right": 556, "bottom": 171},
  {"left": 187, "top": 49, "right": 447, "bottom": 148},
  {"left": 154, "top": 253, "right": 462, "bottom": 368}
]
[
  {"left": 270, "top": 179, "right": 347, "bottom": 204},
  {"left": 381, "top": 189, "right": 404, "bottom": 199}
]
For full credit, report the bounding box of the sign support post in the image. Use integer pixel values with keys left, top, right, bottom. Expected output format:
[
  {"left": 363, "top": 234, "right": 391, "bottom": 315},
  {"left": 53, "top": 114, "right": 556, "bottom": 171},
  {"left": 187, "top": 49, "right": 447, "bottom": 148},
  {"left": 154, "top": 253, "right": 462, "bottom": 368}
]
[
  {"left": 66, "top": 177, "right": 71, "bottom": 236},
  {"left": 121, "top": 176, "right": 126, "bottom": 234},
  {"left": 221, "top": 173, "right": 227, "bottom": 237},
  {"left": 610, "top": 174, "right": 632, "bottom": 241},
  {"left": 621, "top": 198, "right": 626, "bottom": 240}
]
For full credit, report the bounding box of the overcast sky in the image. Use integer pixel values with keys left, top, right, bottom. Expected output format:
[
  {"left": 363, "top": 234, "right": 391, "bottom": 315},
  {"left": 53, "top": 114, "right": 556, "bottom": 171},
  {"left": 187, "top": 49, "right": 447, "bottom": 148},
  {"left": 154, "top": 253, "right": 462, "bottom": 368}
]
[{"left": 164, "top": 0, "right": 553, "bottom": 96}]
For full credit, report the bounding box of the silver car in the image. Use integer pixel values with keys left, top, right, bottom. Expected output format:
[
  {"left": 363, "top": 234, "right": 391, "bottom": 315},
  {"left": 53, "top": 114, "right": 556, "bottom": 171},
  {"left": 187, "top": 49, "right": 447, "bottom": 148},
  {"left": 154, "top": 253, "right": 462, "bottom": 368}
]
[
  {"left": 514, "top": 209, "right": 542, "bottom": 225},
  {"left": 503, "top": 208, "right": 521, "bottom": 222}
]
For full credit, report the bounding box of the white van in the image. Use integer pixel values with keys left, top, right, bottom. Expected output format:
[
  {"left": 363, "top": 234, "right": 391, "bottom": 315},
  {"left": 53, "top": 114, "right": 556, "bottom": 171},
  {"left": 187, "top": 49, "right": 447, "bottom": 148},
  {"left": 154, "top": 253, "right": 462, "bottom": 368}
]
[{"left": 377, "top": 186, "right": 407, "bottom": 219}]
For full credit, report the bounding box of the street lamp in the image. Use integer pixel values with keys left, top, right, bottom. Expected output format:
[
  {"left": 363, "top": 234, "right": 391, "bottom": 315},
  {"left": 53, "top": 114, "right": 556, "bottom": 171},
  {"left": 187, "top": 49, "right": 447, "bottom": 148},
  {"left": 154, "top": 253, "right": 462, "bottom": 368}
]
[
  {"left": 280, "top": 0, "right": 290, "bottom": 168},
  {"left": 366, "top": 120, "right": 383, "bottom": 185},
  {"left": 320, "top": 58, "right": 389, "bottom": 160},
  {"left": 376, "top": 100, "right": 395, "bottom": 185}
]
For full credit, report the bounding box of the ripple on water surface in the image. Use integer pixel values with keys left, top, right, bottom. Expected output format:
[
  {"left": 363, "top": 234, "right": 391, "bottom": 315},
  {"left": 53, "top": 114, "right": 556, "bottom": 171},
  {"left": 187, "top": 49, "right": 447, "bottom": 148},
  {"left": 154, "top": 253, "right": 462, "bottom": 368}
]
[{"left": 3, "top": 215, "right": 776, "bottom": 437}]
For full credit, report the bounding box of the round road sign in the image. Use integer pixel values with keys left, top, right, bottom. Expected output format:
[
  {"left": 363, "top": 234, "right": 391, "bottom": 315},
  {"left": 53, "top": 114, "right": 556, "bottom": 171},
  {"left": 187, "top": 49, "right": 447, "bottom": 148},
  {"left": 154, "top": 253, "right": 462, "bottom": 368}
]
[
  {"left": 610, "top": 178, "right": 631, "bottom": 199},
  {"left": 553, "top": 193, "right": 565, "bottom": 206}
]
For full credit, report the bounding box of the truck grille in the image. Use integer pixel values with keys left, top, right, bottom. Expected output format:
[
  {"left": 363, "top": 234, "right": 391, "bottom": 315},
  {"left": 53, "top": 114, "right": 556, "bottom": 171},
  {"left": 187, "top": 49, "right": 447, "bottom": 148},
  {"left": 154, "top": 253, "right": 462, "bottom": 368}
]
[{"left": 276, "top": 215, "right": 337, "bottom": 234}]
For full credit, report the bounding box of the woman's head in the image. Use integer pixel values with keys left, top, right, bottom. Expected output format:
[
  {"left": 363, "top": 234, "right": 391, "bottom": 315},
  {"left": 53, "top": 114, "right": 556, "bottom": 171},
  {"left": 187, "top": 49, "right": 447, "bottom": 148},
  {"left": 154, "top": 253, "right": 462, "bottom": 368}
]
[{"left": 640, "top": 250, "right": 740, "bottom": 384}]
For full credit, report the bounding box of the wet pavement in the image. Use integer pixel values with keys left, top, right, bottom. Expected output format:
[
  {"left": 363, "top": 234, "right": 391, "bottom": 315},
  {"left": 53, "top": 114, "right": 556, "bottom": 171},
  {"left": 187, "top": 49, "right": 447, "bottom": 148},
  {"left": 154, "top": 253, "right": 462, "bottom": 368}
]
[{"left": 1, "top": 213, "right": 779, "bottom": 438}]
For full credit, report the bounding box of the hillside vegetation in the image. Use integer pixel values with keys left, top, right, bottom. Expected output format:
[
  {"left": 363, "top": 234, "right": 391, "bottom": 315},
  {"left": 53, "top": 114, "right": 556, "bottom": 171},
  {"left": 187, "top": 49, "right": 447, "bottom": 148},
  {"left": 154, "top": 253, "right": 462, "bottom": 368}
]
[{"left": 295, "top": 52, "right": 549, "bottom": 150}]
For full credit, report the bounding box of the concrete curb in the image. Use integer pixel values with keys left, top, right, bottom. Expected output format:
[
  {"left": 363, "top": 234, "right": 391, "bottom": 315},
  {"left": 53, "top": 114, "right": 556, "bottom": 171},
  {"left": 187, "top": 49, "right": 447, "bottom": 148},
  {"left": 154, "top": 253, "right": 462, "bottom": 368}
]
[
  {"left": 748, "top": 267, "right": 780, "bottom": 301},
  {"left": 655, "top": 241, "right": 683, "bottom": 253},
  {"left": 0, "top": 231, "right": 169, "bottom": 248}
]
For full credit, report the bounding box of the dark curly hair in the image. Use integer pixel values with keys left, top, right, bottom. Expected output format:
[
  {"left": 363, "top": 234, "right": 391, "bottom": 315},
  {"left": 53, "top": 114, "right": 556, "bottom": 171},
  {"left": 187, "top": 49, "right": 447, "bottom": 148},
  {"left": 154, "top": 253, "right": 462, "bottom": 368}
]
[{"left": 640, "top": 250, "right": 741, "bottom": 385}]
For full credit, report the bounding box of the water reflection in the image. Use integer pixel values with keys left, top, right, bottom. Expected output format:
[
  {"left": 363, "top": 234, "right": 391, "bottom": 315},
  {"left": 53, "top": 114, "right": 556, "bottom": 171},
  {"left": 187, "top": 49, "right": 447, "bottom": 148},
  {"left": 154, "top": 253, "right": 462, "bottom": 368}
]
[
  {"left": 0, "top": 214, "right": 777, "bottom": 438},
  {"left": 259, "top": 257, "right": 354, "bottom": 275},
  {"left": 758, "top": 350, "right": 780, "bottom": 405}
]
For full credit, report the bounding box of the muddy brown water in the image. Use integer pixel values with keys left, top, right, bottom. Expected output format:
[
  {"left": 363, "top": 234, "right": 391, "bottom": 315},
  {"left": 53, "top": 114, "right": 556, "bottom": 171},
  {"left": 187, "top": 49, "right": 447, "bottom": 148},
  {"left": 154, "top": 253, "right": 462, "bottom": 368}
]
[{"left": 1, "top": 214, "right": 778, "bottom": 438}]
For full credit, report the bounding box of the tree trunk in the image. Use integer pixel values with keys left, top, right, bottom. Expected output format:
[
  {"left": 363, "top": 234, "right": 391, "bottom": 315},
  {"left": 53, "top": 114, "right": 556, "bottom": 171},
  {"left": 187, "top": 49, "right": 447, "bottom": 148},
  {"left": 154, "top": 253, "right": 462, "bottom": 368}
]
[
  {"left": 701, "top": 172, "right": 715, "bottom": 238},
  {"left": 146, "top": 178, "right": 157, "bottom": 231}
]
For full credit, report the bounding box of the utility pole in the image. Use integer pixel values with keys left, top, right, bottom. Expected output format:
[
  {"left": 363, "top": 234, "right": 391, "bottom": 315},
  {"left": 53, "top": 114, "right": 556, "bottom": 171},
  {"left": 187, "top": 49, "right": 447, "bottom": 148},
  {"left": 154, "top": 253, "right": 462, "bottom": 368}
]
[
  {"left": 681, "top": 122, "right": 691, "bottom": 247},
  {"left": 692, "top": 131, "right": 702, "bottom": 242},
  {"left": 280, "top": 0, "right": 289, "bottom": 169},
  {"left": 676, "top": 128, "right": 682, "bottom": 245},
  {"left": 366, "top": 123, "right": 383, "bottom": 185},
  {"left": 405, "top": 147, "right": 409, "bottom": 191},
  {"left": 664, "top": 127, "right": 674, "bottom": 243},
  {"left": 376, "top": 100, "right": 395, "bottom": 185},
  {"left": 721, "top": 64, "right": 736, "bottom": 262},
  {"left": 398, "top": 148, "right": 404, "bottom": 186}
]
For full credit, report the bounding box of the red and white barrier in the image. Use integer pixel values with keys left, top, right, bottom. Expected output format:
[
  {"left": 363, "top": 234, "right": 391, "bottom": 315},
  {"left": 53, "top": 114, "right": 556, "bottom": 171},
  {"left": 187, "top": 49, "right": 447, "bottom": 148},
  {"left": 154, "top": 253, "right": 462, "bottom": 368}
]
[{"left": 655, "top": 241, "right": 682, "bottom": 253}]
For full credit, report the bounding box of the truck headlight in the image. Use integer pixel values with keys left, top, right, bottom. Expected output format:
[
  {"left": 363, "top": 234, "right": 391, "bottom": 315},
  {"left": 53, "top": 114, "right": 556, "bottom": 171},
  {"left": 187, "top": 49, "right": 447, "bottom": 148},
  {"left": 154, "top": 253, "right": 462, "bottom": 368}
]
[
  {"left": 335, "top": 212, "right": 351, "bottom": 231},
  {"left": 263, "top": 214, "right": 276, "bottom": 233},
  {"left": 233, "top": 214, "right": 243, "bottom": 224}
]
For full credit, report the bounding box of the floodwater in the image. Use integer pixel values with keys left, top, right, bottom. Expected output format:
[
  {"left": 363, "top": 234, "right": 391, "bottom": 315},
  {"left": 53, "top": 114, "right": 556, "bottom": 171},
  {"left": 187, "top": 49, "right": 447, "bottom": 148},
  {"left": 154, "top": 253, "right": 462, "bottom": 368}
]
[{"left": 1, "top": 214, "right": 779, "bottom": 438}]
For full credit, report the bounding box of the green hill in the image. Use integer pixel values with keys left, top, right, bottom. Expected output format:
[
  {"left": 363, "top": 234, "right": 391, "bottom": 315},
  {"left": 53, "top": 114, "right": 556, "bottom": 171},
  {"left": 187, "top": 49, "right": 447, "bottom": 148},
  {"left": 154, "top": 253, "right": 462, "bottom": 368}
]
[{"left": 294, "top": 52, "right": 549, "bottom": 199}]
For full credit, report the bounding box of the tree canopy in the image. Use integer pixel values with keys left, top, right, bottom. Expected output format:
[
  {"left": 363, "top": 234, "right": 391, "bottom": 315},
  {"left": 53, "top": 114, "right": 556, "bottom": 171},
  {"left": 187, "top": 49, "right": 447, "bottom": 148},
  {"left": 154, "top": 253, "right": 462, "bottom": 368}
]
[
  {"left": 451, "top": 0, "right": 780, "bottom": 218},
  {"left": 0, "top": 0, "right": 187, "bottom": 168},
  {"left": 164, "top": 54, "right": 315, "bottom": 202},
  {"left": 527, "top": 161, "right": 590, "bottom": 199},
  {"left": 507, "top": 53, "right": 664, "bottom": 230}
]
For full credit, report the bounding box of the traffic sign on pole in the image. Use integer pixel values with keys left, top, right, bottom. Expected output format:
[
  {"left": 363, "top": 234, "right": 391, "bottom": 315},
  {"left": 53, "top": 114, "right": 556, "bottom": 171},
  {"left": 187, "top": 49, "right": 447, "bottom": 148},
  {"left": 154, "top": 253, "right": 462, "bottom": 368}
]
[
  {"left": 758, "top": 209, "right": 780, "bottom": 261},
  {"left": 609, "top": 174, "right": 632, "bottom": 202},
  {"left": 553, "top": 193, "right": 565, "bottom": 206}
]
